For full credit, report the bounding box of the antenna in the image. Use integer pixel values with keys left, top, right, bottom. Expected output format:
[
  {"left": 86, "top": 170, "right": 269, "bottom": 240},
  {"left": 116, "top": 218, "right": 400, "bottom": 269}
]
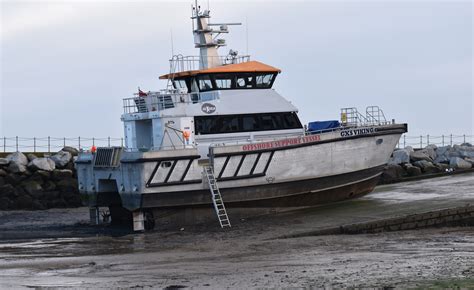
[
  {"left": 170, "top": 29, "right": 174, "bottom": 57},
  {"left": 246, "top": 16, "right": 249, "bottom": 56}
]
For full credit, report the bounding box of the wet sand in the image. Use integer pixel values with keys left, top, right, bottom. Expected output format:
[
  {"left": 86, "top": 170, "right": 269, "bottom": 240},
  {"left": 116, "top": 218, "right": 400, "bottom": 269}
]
[{"left": 0, "top": 173, "right": 473, "bottom": 288}]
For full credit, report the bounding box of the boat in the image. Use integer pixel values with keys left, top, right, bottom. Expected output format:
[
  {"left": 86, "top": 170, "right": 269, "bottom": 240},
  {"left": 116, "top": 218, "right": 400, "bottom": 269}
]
[{"left": 76, "top": 2, "right": 407, "bottom": 231}]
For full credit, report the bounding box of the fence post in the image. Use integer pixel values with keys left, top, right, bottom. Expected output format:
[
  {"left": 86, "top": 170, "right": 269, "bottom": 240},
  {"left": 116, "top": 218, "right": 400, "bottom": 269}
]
[
  {"left": 34, "top": 137, "right": 36, "bottom": 153},
  {"left": 108, "top": 136, "right": 110, "bottom": 147},
  {"left": 78, "top": 136, "right": 81, "bottom": 150},
  {"left": 419, "top": 135, "right": 422, "bottom": 149},
  {"left": 427, "top": 134, "right": 429, "bottom": 146},
  {"left": 16, "top": 136, "right": 18, "bottom": 152},
  {"left": 464, "top": 134, "right": 466, "bottom": 144},
  {"left": 48, "top": 136, "right": 50, "bottom": 153},
  {"left": 92, "top": 137, "right": 95, "bottom": 147},
  {"left": 442, "top": 135, "right": 444, "bottom": 147},
  {"left": 3, "top": 137, "right": 5, "bottom": 153},
  {"left": 450, "top": 134, "right": 452, "bottom": 146},
  {"left": 63, "top": 137, "right": 66, "bottom": 148}
]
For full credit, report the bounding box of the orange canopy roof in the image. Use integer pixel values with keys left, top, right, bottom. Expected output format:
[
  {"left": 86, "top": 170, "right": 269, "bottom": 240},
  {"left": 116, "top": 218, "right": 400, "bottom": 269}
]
[{"left": 159, "top": 60, "right": 281, "bottom": 79}]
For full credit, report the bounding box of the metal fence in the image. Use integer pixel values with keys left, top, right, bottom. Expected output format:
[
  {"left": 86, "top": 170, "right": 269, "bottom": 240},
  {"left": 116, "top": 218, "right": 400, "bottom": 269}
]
[
  {"left": 1, "top": 134, "right": 472, "bottom": 153},
  {"left": 396, "top": 134, "right": 473, "bottom": 149},
  {"left": 1, "top": 137, "right": 123, "bottom": 153}
]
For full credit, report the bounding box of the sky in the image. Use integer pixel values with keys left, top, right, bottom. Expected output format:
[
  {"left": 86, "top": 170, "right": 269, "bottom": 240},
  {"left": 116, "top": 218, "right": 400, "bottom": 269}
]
[{"left": 0, "top": 0, "right": 472, "bottom": 140}]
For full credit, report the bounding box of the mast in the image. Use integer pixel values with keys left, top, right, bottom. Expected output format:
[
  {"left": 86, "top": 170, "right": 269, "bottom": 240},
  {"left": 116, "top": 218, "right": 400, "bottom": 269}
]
[{"left": 191, "top": 1, "right": 241, "bottom": 69}]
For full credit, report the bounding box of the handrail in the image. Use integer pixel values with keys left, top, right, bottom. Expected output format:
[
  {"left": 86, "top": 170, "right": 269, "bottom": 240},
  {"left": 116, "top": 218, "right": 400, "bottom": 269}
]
[{"left": 169, "top": 55, "right": 251, "bottom": 73}]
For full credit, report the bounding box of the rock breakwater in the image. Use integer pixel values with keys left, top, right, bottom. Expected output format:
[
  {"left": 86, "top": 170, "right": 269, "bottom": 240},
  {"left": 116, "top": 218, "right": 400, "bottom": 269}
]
[
  {"left": 0, "top": 147, "right": 81, "bottom": 210},
  {"left": 380, "top": 143, "right": 474, "bottom": 184}
]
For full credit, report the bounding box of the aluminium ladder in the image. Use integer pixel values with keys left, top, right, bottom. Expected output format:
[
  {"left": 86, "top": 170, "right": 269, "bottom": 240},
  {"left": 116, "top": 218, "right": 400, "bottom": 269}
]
[{"left": 204, "top": 166, "right": 231, "bottom": 228}]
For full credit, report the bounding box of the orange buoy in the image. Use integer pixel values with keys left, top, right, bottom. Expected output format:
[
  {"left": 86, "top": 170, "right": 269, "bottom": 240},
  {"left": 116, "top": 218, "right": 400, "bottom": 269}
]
[
  {"left": 182, "top": 130, "right": 191, "bottom": 141},
  {"left": 91, "top": 145, "right": 97, "bottom": 153}
]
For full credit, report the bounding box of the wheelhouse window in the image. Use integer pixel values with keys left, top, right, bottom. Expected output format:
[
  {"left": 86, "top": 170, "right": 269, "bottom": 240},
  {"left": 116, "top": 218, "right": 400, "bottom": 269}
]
[
  {"left": 195, "top": 112, "right": 302, "bottom": 135},
  {"left": 197, "top": 75, "right": 213, "bottom": 91},
  {"left": 214, "top": 74, "right": 233, "bottom": 89},
  {"left": 256, "top": 74, "right": 274, "bottom": 88},
  {"left": 173, "top": 80, "right": 187, "bottom": 90},
  {"left": 174, "top": 72, "right": 277, "bottom": 93}
]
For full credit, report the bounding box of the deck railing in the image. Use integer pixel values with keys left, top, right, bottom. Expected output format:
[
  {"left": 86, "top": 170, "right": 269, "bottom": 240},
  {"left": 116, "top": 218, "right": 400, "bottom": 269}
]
[
  {"left": 123, "top": 91, "right": 217, "bottom": 114},
  {"left": 169, "top": 54, "right": 251, "bottom": 73}
]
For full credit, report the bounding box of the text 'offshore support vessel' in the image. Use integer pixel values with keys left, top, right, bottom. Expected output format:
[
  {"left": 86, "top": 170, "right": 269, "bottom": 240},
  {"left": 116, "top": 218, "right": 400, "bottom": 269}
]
[{"left": 76, "top": 3, "right": 407, "bottom": 231}]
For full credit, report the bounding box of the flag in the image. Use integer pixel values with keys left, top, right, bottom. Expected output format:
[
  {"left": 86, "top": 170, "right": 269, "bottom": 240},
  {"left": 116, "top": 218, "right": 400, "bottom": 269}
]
[{"left": 138, "top": 87, "right": 148, "bottom": 97}]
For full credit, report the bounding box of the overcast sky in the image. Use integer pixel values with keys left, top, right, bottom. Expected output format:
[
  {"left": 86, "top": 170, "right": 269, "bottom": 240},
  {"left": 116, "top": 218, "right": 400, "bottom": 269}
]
[{"left": 1, "top": 0, "right": 472, "bottom": 140}]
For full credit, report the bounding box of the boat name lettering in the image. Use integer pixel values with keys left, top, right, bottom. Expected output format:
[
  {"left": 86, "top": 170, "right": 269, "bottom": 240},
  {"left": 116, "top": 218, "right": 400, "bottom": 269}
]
[
  {"left": 242, "top": 135, "right": 321, "bottom": 151},
  {"left": 340, "top": 127, "right": 376, "bottom": 137},
  {"left": 201, "top": 103, "right": 216, "bottom": 114}
]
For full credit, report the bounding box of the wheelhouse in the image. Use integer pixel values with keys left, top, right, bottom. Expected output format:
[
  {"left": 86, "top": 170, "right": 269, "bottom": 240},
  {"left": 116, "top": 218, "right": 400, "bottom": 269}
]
[{"left": 159, "top": 61, "right": 281, "bottom": 93}]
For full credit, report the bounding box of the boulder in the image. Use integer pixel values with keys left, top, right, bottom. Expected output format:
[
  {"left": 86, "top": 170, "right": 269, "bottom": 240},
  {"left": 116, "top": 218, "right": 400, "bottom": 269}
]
[
  {"left": 435, "top": 145, "right": 451, "bottom": 157},
  {"left": 50, "top": 151, "right": 72, "bottom": 168},
  {"left": 21, "top": 180, "right": 43, "bottom": 196},
  {"left": 15, "top": 195, "right": 33, "bottom": 209},
  {"left": 405, "top": 146, "right": 415, "bottom": 153},
  {"left": 413, "top": 160, "right": 437, "bottom": 173},
  {"left": 8, "top": 162, "right": 26, "bottom": 173},
  {"left": 434, "top": 154, "right": 449, "bottom": 164},
  {"left": 6, "top": 152, "right": 28, "bottom": 166},
  {"left": 56, "top": 178, "right": 79, "bottom": 194},
  {"left": 28, "top": 158, "right": 55, "bottom": 172},
  {"left": 0, "top": 169, "right": 7, "bottom": 177},
  {"left": 43, "top": 181, "right": 57, "bottom": 192},
  {"left": 4, "top": 173, "right": 25, "bottom": 186},
  {"left": 0, "top": 158, "right": 9, "bottom": 166},
  {"left": 52, "top": 169, "right": 73, "bottom": 181},
  {"left": 464, "top": 157, "right": 474, "bottom": 165},
  {"left": 410, "top": 150, "right": 432, "bottom": 162},
  {"left": 26, "top": 153, "right": 38, "bottom": 162},
  {"left": 391, "top": 149, "right": 411, "bottom": 164},
  {"left": 461, "top": 142, "right": 472, "bottom": 147},
  {"left": 0, "top": 184, "right": 17, "bottom": 198},
  {"left": 457, "top": 146, "right": 474, "bottom": 159},
  {"left": 449, "top": 157, "right": 472, "bottom": 169},
  {"left": 422, "top": 147, "right": 437, "bottom": 160},
  {"left": 435, "top": 163, "right": 450, "bottom": 172},
  {"left": 31, "top": 170, "right": 51, "bottom": 182},
  {"left": 61, "top": 146, "right": 79, "bottom": 157},
  {"left": 380, "top": 164, "right": 406, "bottom": 183},
  {"left": 405, "top": 164, "right": 422, "bottom": 176}
]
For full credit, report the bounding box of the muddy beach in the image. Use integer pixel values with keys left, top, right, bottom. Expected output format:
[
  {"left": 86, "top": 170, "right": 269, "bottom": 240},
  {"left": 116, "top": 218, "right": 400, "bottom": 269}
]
[{"left": 0, "top": 173, "right": 473, "bottom": 288}]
